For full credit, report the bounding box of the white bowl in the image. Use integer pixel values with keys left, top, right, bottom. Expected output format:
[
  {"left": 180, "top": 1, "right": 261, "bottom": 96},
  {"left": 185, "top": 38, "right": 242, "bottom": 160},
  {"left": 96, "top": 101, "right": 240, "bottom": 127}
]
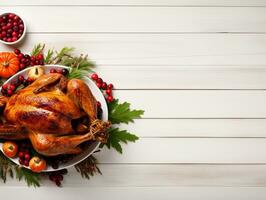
[
  {"left": 0, "top": 65, "right": 108, "bottom": 172},
  {"left": 0, "top": 12, "right": 27, "bottom": 45}
]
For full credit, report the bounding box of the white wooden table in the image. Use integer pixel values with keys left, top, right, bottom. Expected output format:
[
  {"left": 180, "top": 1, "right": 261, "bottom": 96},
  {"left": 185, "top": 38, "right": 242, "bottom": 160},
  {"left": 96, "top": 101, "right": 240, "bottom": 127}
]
[{"left": 1, "top": 1, "right": 266, "bottom": 199}]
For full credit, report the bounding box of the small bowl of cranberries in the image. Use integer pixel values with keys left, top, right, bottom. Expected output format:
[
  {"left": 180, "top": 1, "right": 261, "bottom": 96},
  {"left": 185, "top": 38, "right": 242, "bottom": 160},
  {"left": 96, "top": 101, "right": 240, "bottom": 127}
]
[{"left": 0, "top": 13, "right": 26, "bottom": 45}]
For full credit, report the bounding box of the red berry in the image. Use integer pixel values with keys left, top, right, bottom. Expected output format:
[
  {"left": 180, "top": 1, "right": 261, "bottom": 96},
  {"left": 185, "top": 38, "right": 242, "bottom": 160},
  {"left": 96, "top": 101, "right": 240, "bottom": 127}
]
[
  {"left": 101, "top": 82, "right": 107, "bottom": 90},
  {"left": 107, "top": 95, "right": 114, "bottom": 103},
  {"left": 24, "top": 160, "right": 29, "bottom": 166},
  {"left": 91, "top": 73, "right": 98, "bottom": 81},
  {"left": 107, "top": 84, "right": 114, "bottom": 89},
  {"left": 7, "top": 38, "right": 12, "bottom": 42},
  {"left": 96, "top": 82, "right": 102, "bottom": 88},
  {"left": 30, "top": 56, "right": 36, "bottom": 62},
  {"left": 19, "top": 63, "right": 25, "bottom": 69},
  {"left": 2, "top": 84, "right": 8, "bottom": 90},
  {"left": 7, "top": 89, "right": 13, "bottom": 96},
  {"left": 18, "top": 152, "right": 24, "bottom": 158},
  {"left": 14, "top": 48, "right": 20, "bottom": 55},
  {"left": 21, "top": 58, "right": 26, "bottom": 64},
  {"left": 19, "top": 159, "right": 24, "bottom": 165},
  {"left": 57, "top": 69, "right": 63, "bottom": 74},
  {"left": 9, "top": 84, "right": 16, "bottom": 91},
  {"left": 18, "top": 75, "right": 24, "bottom": 82},
  {"left": 106, "top": 89, "right": 112, "bottom": 96},
  {"left": 97, "top": 101, "right": 101, "bottom": 107},
  {"left": 12, "top": 37, "right": 17, "bottom": 42},
  {"left": 12, "top": 32, "right": 17, "bottom": 37},
  {"left": 18, "top": 53, "right": 24, "bottom": 59},
  {"left": 50, "top": 69, "right": 56, "bottom": 73},
  {"left": 8, "top": 14, "right": 15, "bottom": 19},
  {"left": 36, "top": 54, "right": 43, "bottom": 60},
  {"left": 24, "top": 154, "right": 30, "bottom": 161},
  {"left": 62, "top": 69, "right": 69, "bottom": 75},
  {"left": 96, "top": 78, "right": 103, "bottom": 84},
  {"left": 1, "top": 31, "right": 6, "bottom": 37}
]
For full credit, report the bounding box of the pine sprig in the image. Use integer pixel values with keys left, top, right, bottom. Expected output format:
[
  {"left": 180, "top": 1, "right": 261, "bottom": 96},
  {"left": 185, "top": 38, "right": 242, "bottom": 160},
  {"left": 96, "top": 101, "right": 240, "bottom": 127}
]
[
  {"left": 44, "top": 49, "right": 54, "bottom": 64},
  {"left": 108, "top": 99, "right": 144, "bottom": 124},
  {"left": 0, "top": 152, "right": 13, "bottom": 183},
  {"left": 31, "top": 44, "right": 45, "bottom": 56},
  {"left": 0, "top": 152, "right": 40, "bottom": 187},
  {"left": 75, "top": 155, "right": 101, "bottom": 179},
  {"left": 15, "top": 167, "right": 40, "bottom": 187},
  {"left": 105, "top": 128, "right": 139, "bottom": 154}
]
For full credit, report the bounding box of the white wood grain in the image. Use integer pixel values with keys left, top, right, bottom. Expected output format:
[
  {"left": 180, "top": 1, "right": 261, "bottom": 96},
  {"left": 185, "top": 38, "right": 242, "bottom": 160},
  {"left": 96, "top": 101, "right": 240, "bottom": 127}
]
[
  {"left": 3, "top": 164, "right": 266, "bottom": 187},
  {"left": 1, "top": 7, "right": 266, "bottom": 32},
  {"left": 96, "top": 138, "right": 266, "bottom": 163},
  {"left": 125, "top": 119, "right": 266, "bottom": 137},
  {"left": 115, "top": 90, "right": 266, "bottom": 118},
  {"left": 1, "top": 0, "right": 266, "bottom": 6},
  {"left": 1, "top": 34, "right": 266, "bottom": 89},
  {"left": 2, "top": 187, "right": 266, "bottom": 200}
]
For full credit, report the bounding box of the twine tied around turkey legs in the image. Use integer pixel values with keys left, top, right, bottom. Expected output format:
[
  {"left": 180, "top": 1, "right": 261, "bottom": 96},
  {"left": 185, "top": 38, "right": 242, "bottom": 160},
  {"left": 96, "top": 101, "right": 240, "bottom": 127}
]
[{"left": 89, "top": 119, "right": 111, "bottom": 143}]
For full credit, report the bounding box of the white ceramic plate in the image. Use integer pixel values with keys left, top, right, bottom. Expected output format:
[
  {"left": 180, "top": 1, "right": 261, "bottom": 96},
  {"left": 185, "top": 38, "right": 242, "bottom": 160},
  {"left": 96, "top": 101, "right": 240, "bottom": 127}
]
[{"left": 0, "top": 65, "right": 108, "bottom": 172}]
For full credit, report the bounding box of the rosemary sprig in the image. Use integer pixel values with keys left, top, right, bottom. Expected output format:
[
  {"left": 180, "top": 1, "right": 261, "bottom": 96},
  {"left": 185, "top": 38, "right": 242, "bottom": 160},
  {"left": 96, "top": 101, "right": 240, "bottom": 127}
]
[{"left": 31, "top": 44, "right": 45, "bottom": 56}]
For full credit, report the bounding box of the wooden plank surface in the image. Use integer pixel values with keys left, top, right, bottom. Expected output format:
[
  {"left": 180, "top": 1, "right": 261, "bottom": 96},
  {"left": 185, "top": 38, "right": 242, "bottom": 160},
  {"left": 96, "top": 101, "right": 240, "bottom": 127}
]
[
  {"left": 1, "top": 7, "right": 266, "bottom": 32},
  {"left": 96, "top": 138, "right": 266, "bottom": 163},
  {"left": 3, "top": 164, "right": 266, "bottom": 187},
  {"left": 124, "top": 119, "right": 266, "bottom": 137},
  {"left": 1, "top": 186, "right": 266, "bottom": 200},
  {"left": 1, "top": 0, "right": 266, "bottom": 6},
  {"left": 115, "top": 90, "right": 266, "bottom": 118},
  {"left": 2, "top": 34, "right": 266, "bottom": 89}
]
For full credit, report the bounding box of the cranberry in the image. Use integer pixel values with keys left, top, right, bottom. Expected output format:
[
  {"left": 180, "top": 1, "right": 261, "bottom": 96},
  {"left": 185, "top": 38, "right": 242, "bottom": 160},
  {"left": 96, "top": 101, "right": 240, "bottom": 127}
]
[
  {"left": 14, "top": 48, "right": 20, "bottom": 55},
  {"left": 13, "top": 26, "right": 19, "bottom": 32},
  {"left": 106, "top": 89, "right": 112, "bottom": 96},
  {"left": 19, "top": 63, "right": 25, "bottom": 69},
  {"left": 6, "top": 23, "right": 12, "bottom": 29},
  {"left": 12, "top": 32, "right": 17, "bottom": 37},
  {"left": 24, "top": 160, "right": 29, "bottom": 166},
  {"left": 91, "top": 73, "right": 98, "bottom": 81},
  {"left": 97, "top": 101, "right": 101, "bottom": 107},
  {"left": 50, "top": 69, "right": 56, "bottom": 73},
  {"left": 36, "top": 54, "right": 43, "bottom": 60},
  {"left": 7, "top": 89, "right": 13, "bottom": 96},
  {"left": 57, "top": 69, "right": 63, "bottom": 74},
  {"left": 1, "top": 31, "right": 6, "bottom": 37},
  {"left": 96, "top": 78, "right": 103, "bottom": 84},
  {"left": 19, "top": 24, "right": 24, "bottom": 30},
  {"left": 12, "top": 37, "right": 17, "bottom": 42},
  {"left": 19, "top": 159, "right": 24, "bottom": 165},
  {"left": 21, "top": 58, "right": 26, "bottom": 63},
  {"left": 7, "top": 29, "right": 12, "bottom": 34},
  {"left": 101, "top": 82, "right": 107, "bottom": 90},
  {"left": 107, "top": 84, "right": 114, "bottom": 89},
  {"left": 18, "top": 152, "right": 24, "bottom": 158},
  {"left": 107, "top": 95, "right": 114, "bottom": 103},
  {"left": 18, "top": 75, "right": 24, "bottom": 82},
  {"left": 7, "top": 38, "right": 11, "bottom": 42},
  {"left": 9, "top": 84, "right": 16, "bottom": 91},
  {"left": 2, "top": 84, "right": 8, "bottom": 90},
  {"left": 62, "top": 69, "right": 69, "bottom": 75},
  {"left": 24, "top": 54, "right": 30, "bottom": 59},
  {"left": 13, "top": 16, "right": 19, "bottom": 21},
  {"left": 24, "top": 154, "right": 30, "bottom": 161},
  {"left": 8, "top": 14, "right": 15, "bottom": 19},
  {"left": 96, "top": 82, "right": 102, "bottom": 88},
  {"left": 18, "top": 53, "right": 24, "bottom": 59}
]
